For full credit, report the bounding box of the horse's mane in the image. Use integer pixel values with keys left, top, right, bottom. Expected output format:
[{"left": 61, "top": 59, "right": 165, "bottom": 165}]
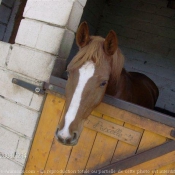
[{"left": 68, "top": 36, "right": 125, "bottom": 84}]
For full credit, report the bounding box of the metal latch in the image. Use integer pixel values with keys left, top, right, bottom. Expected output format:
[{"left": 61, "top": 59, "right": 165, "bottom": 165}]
[{"left": 12, "top": 78, "right": 45, "bottom": 95}]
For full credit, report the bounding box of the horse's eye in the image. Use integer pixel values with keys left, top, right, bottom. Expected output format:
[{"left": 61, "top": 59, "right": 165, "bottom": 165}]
[{"left": 100, "top": 80, "right": 108, "bottom": 87}]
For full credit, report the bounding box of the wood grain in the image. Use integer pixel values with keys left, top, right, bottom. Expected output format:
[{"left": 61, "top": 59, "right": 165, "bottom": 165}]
[{"left": 24, "top": 94, "right": 65, "bottom": 174}]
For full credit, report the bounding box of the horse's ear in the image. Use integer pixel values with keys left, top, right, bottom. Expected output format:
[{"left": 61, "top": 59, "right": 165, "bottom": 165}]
[
  {"left": 76, "top": 21, "right": 90, "bottom": 48},
  {"left": 104, "top": 30, "right": 118, "bottom": 56}
]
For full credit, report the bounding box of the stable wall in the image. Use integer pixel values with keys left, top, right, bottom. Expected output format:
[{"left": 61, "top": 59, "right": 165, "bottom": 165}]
[
  {"left": 96, "top": 0, "right": 175, "bottom": 113},
  {"left": 0, "top": 0, "right": 86, "bottom": 174}
]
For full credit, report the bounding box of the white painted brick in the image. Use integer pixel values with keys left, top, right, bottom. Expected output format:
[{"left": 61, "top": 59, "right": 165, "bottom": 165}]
[
  {"left": 29, "top": 93, "right": 44, "bottom": 111},
  {"left": 0, "top": 69, "right": 44, "bottom": 111},
  {"left": 0, "top": 127, "right": 19, "bottom": 159},
  {"left": 8, "top": 45, "right": 56, "bottom": 82},
  {"left": 35, "top": 23, "right": 65, "bottom": 54},
  {"left": 15, "top": 19, "right": 65, "bottom": 55},
  {"left": 0, "top": 97, "right": 39, "bottom": 137},
  {"left": 23, "top": 0, "right": 74, "bottom": 26},
  {"left": 0, "top": 41, "right": 11, "bottom": 67},
  {"left": 14, "top": 137, "right": 30, "bottom": 164},
  {"left": 78, "top": 0, "right": 87, "bottom": 7},
  {"left": 15, "top": 19, "right": 41, "bottom": 48},
  {"left": 0, "top": 158, "right": 22, "bottom": 175},
  {"left": 67, "top": 1, "right": 83, "bottom": 32}
]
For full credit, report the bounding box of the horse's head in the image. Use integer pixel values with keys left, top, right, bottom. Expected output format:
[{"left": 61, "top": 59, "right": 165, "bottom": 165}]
[{"left": 55, "top": 22, "right": 124, "bottom": 146}]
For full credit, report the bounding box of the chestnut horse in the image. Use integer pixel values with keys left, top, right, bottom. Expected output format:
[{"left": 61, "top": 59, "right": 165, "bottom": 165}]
[{"left": 55, "top": 22, "right": 159, "bottom": 146}]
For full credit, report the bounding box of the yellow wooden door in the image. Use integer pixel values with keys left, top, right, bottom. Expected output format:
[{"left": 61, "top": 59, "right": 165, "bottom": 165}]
[{"left": 24, "top": 93, "right": 175, "bottom": 175}]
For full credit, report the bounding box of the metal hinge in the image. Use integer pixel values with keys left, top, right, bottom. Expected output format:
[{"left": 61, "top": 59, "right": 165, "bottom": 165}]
[
  {"left": 12, "top": 78, "right": 45, "bottom": 95},
  {"left": 12, "top": 78, "right": 65, "bottom": 95}
]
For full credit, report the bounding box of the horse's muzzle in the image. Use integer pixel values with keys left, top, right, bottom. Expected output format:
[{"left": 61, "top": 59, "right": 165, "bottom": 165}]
[{"left": 55, "top": 127, "right": 79, "bottom": 146}]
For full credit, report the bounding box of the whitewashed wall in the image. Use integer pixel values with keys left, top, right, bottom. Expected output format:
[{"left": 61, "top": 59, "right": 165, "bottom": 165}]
[
  {"left": 97, "top": 0, "right": 175, "bottom": 114},
  {"left": 0, "top": 0, "right": 86, "bottom": 174}
]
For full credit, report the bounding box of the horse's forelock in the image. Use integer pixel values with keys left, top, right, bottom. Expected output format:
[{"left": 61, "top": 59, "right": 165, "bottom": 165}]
[
  {"left": 68, "top": 36, "right": 124, "bottom": 84},
  {"left": 68, "top": 37, "right": 105, "bottom": 70}
]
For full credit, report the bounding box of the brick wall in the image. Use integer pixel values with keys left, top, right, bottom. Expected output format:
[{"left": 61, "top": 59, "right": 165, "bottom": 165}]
[
  {"left": 0, "top": 0, "right": 86, "bottom": 173},
  {"left": 97, "top": 0, "right": 175, "bottom": 113}
]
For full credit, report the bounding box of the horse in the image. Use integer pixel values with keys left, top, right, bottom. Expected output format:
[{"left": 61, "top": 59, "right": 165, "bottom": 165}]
[{"left": 55, "top": 21, "right": 159, "bottom": 146}]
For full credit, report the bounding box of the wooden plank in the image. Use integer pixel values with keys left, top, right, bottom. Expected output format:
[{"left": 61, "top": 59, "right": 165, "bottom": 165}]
[
  {"left": 44, "top": 104, "right": 73, "bottom": 174},
  {"left": 84, "top": 116, "right": 142, "bottom": 146},
  {"left": 24, "top": 94, "right": 65, "bottom": 174},
  {"left": 64, "top": 128, "right": 96, "bottom": 175},
  {"left": 137, "top": 130, "right": 167, "bottom": 153},
  {"left": 95, "top": 102, "right": 175, "bottom": 140},
  {"left": 154, "top": 162, "right": 175, "bottom": 174},
  {"left": 89, "top": 141, "right": 175, "bottom": 175},
  {"left": 85, "top": 115, "right": 123, "bottom": 170},
  {"left": 111, "top": 123, "right": 143, "bottom": 163},
  {"left": 44, "top": 137, "right": 72, "bottom": 175},
  {"left": 45, "top": 110, "right": 103, "bottom": 174}
]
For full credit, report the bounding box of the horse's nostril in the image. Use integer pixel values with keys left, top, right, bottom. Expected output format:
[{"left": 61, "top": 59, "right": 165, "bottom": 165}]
[
  {"left": 72, "top": 131, "right": 78, "bottom": 141},
  {"left": 55, "top": 127, "right": 79, "bottom": 145}
]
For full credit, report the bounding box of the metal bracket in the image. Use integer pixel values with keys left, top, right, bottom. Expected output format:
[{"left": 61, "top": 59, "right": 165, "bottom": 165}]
[{"left": 12, "top": 78, "right": 45, "bottom": 95}]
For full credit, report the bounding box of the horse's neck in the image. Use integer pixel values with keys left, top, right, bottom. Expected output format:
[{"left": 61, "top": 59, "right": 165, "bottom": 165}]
[{"left": 106, "top": 68, "right": 131, "bottom": 98}]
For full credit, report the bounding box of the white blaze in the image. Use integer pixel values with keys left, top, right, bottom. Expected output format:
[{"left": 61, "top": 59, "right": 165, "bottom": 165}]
[{"left": 58, "top": 61, "right": 95, "bottom": 139}]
